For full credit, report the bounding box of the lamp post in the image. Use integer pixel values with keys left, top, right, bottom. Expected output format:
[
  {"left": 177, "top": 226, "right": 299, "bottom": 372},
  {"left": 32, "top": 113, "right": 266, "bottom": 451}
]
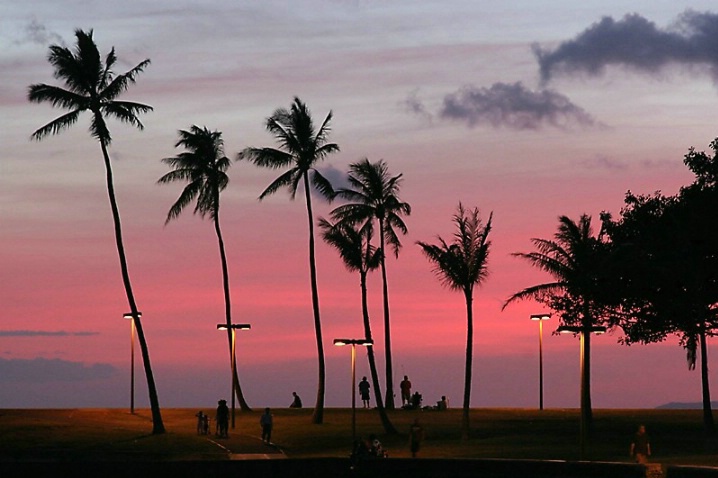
[
  {"left": 334, "top": 338, "right": 373, "bottom": 442},
  {"left": 217, "top": 323, "right": 251, "bottom": 429},
  {"left": 123, "top": 311, "right": 142, "bottom": 414},
  {"left": 557, "top": 324, "right": 606, "bottom": 459},
  {"left": 530, "top": 313, "right": 551, "bottom": 411}
]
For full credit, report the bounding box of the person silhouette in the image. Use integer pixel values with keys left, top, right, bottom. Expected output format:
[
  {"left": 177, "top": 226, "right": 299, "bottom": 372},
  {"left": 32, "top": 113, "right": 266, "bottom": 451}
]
[
  {"left": 359, "top": 376, "right": 371, "bottom": 408},
  {"left": 400, "top": 375, "right": 412, "bottom": 407},
  {"left": 215, "top": 399, "right": 229, "bottom": 438},
  {"left": 290, "top": 391, "right": 303, "bottom": 408}
]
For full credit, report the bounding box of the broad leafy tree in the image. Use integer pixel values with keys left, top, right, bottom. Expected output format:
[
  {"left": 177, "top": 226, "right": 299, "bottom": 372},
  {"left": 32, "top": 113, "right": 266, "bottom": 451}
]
[
  {"left": 239, "top": 97, "right": 338, "bottom": 424},
  {"left": 601, "top": 139, "right": 718, "bottom": 433},
  {"left": 319, "top": 218, "right": 397, "bottom": 434},
  {"left": 331, "top": 159, "right": 411, "bottom": 409},
  {"left": 417, "top": 204, "right": 492, "bottom": 439},
  {"left": 503, "top": 214, "right": 611, "bottom": 448},
  {"left": 28, "top": 29, "right": 164, "bottom": 433},
  {"left": 158, "top": 125, "right": 251, "bottom": 411}
]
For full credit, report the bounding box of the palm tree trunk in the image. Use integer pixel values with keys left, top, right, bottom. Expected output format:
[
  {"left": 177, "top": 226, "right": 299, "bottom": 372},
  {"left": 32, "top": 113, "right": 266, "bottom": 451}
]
[
  {"left": 699, "top": 329, "right": 715, "bottom": 433},
  {"left": 100, "top": 139, "right": 164, "bottom": 434},
  {"left": 214, "top": 212, "right": 251, "bottom": 412},
  {"left": 360, "top": 270, "right": 397, "bottom": 434},
  {"left": 379, "top": 222, "right": 396, "bottom": 410},
  {"left": 303, "top": 174, "right": 325, "bottom": 425},
  {"left": 462, "top": 289, "right": 473, "bottom": 440},
  {"left": 580, "top": 316, "right": 592, "bottom": 458}
]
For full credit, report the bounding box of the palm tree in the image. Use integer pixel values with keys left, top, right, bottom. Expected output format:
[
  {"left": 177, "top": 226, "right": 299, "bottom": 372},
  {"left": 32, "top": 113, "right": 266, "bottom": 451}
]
[
  {"left": 503, "top": 214, "right": 608, "bottom": 454},
  {"left": 417, "top": 203, "right": 492, "bottom": 439},
  {"left": 158, "top": 125, "right": 251, "bottom": 411},
  {"left": 319, "top": 218, "right": 397, "bottom": 434},
  {"left": 238, "top": 97, "right": 338, "bottom": 424},
  {"left": 27, "top": 29, "right": 164, "bottom": 433},
  {"left": 331, "top": 159, "right": 411, "bottom": 409}
]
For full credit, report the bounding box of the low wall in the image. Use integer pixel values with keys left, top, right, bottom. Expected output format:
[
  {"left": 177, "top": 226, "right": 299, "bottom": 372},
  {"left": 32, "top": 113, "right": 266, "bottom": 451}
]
[{"left": 0, "top": 458, "right": 649, "bottom": 478}]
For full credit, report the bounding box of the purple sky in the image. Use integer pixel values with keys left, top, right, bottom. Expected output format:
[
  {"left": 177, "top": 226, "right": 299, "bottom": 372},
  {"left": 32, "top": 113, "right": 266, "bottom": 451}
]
[{"left": 2, "top": 1, "right": 718, "bottom": 410}]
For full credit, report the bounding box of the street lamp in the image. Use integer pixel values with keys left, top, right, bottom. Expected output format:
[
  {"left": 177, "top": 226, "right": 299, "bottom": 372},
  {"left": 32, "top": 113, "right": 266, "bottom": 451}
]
[
  {"left": 334, "top": 338, "right": 373, "bottom": 442},
  {"left": 530, "top": 313, "right": 551, "bottom": 411},
  {"left": 217, "top": 323, "right": 251, "bottom": 429},
  {"left": 123, "top": 311, "right": 142, "bottom": 414},
  {"left": 557, "top": 324, "right": 606, "bottom": 459}
]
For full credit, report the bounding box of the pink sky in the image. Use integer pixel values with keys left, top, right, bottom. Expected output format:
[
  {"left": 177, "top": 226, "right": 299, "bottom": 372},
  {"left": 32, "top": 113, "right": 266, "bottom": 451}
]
[{"left": 2, "top": 1, "right": 718, "bottom": 410}]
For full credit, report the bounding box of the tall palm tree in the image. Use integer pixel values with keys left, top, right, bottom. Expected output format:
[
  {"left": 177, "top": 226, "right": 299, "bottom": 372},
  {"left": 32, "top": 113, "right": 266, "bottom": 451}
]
[
  {"left": 331, "top": 159, "right": 411, "bottom": 409},
  {"left": 417, "top": 204, "right": 492, "bottom": 440},
  {"left": 27, "top": 29, "right": 164, "bottom": 433},
  {"left": 319, "top": 218, "right": 397, "bottom": 434},
  {"left": 158, "top": 125, "right": 251, "bottom": 411},
  {"left": 239, "top": 97, "right": 338, "bottom": 424},
  {"left": 503, "top": 214, "right": 608, "bottom": 453}
]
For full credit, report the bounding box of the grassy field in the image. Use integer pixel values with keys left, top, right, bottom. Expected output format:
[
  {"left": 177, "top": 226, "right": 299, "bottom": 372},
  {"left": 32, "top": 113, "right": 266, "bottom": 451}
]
[{"left": 0, "top": 407, "right": 717, "bottom": 466}]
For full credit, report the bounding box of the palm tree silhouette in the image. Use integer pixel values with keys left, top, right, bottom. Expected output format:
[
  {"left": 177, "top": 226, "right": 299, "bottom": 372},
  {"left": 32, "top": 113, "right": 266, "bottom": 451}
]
[
  {"left": 417, "top": 204, "right": 492, "bottom": 439},
  {"left": 319, "top": 218, "right": 397, "bottom": 434},
  {"left": 331, "top": 159, "right": 410, "bottom": 409},
  {"left": 239, "top": 97, "right": 338, "bottom": 424},
  {"left": 27, "top": 29, "right": 164, "bottom": 433},
  {"left": 503, "top": 214, "right": 608, "bottom": 451},
  {"left": 158, "top": 125, "right": 251, "bottom": 411}
]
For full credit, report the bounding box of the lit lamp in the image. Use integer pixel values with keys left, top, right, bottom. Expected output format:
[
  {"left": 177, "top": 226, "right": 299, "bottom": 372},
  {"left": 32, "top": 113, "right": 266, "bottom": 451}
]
[
  {"left": 217, "top": 323, "right": 251, "bottom": 429},
  {"left": 334, "top": 338, "right": 373, "bottom": 442},
  {"left": 530, "top": 313, "right": 551, "bottom": 411},
  {"left": 557, "top": 323, "right": 606, "bottom": 459},
  {"left": 123, "top": 311, "right": 142, "bottom": 414}
]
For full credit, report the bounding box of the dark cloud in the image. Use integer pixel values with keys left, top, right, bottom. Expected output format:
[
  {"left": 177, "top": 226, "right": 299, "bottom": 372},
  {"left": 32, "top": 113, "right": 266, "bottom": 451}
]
[
  {"left": 402, "top": 89, "right": 433, "bottom": 122},
  {"left": 0, "top": 330, "right": 99, "bottom": 337},
  {"left": 16, "top": 19, "right": 64, "bottom": 47},
  {"left": 535, "top": 10, "right": 718, "bottom": 83},
  {"left": 580, "top": 155, "right": 629, "bottom": 171},
  {"left": 439, "top": 82, "right": 599, "bottom": 130},
  {"left": 0, "top": 357, "right": 116, "bottom": 382}
]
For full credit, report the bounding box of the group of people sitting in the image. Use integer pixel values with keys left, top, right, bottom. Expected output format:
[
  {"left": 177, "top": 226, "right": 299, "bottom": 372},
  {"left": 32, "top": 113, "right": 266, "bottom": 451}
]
[{"left": 351, "top": 433, "right": 388, "bottom": 464}]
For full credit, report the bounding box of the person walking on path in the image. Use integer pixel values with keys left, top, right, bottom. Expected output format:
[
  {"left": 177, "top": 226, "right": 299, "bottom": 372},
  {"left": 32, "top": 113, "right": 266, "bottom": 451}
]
[
  {"left": 630, "top": 424, "right": 651, "bottom": 464},
  {"left": 409, "top": 418, "right": 425, "bottom": 458},
  {"left": 216, "top": 399, "right": 229, "bottom": 438},
  {"left": 400, "top": 375, "right": 412, "bottom": 407},
  {"left": 260, "top": 407, "right": 273, "bottom": 444},
  {"left": 359, "top": 376, "right": 371, "bottom": 408}
]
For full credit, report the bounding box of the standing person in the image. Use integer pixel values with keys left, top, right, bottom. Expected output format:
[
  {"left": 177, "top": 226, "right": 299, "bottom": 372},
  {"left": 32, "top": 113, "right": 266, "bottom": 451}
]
[
  {"left": 409, "top": 418, "right": 425, "bottom": 458},
  {"left": 400, "top": 375, "right": 412, "bottom": 407},
  {"left": 260, "top": 407, "right": 273, "bottom": 444},
  {"left": 216, "top": 399, "right": 229, "bottom": 438},
  {"left": 359, "top": 376, "right": 371, "bottom": 408},
  {"left": 290, "top": 391, "right": 303, "bottom": 408},
  {"left": 630, "top": 424, "right": 651, "bottom": 464},
  {"left": 195, "top": 411, "right": 205, "bottom": 435}
]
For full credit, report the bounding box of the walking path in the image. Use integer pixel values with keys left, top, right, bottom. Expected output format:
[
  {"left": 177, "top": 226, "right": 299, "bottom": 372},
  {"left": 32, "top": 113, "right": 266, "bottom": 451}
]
[{"left": 206, "top": 433, "right": 287, "bottom": 460}]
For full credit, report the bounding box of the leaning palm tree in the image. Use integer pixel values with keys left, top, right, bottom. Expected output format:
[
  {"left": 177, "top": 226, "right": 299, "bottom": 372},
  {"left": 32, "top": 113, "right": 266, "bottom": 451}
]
[
  {"left": 319, "top": 218, "right": 397, "bottom": 434},
  {"left": 417, "top": 203, "right": 492, "bottom": 440},
  {"left": 331, "top": 159, "right": 411, "bottom": 409},
  {"left": 27, "top": 29, "right": 164, "bottom": 433},
  {"left": 239, "top": 97, "right": 338, "bottom": 424},
  {"left": 158, "top": 125, "right": 251, "bottom": 411},
  {"left": 503, "top": 214, "right": 608, "bottom": 455}
]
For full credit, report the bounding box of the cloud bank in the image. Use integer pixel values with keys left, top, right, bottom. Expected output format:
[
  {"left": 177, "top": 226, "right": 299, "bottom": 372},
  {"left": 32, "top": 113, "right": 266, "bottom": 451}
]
[
  {"left": 438, "top": 82, "right": 598, "bottom": 130},
  {"left": 535, "top": 10, "right": 718, "bottom": 83},
  {"left": 0, "top": 330, "right": 99, "bottom": 337},
  {"left": 0, "top": 357, "right": 116, "bottom": 382}
]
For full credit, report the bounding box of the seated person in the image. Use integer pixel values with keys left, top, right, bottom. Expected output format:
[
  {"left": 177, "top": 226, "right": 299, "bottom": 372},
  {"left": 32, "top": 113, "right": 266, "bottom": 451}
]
[
  {"left": 436, "top": 396, "right": 448, "bottom": 410},
  {"left": 410, "top": 391, "right": 422, "bottom": 410},
  {"left": 289, "top": 391, "right": 302, "bottom": 408}
]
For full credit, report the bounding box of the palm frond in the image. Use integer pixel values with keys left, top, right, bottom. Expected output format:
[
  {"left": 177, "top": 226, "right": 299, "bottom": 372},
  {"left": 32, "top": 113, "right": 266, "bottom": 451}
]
[
  {"left": 238, "top": 147, "right": 293, "bottom": 169},
  {"left": 30, "top": 109, "right": 81, "bottom": 140},
  {"left": 27, "top": 84, "right": 88, "bottom": 110},
  {"left": 311, "top": 169, "right": 335, "bottom": 201},
  {"left": 165, "top": 180, "right": 202, "bottom": 224},
  {"left": 258, "top": 168, "right": 300, "bottom": 200}
]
